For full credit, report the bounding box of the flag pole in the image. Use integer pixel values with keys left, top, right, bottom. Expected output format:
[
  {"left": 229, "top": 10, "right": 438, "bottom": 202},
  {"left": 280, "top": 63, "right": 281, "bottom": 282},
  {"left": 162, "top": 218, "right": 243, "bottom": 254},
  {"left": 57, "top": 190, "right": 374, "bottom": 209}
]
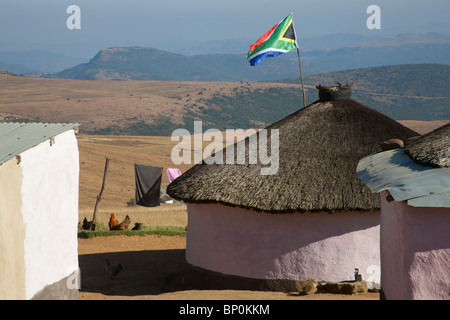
[
  {"left": 296, "top": 47, "right": 306, "bottom": 108},
  {"left": 291, "top": 12, "right": 306, "bottom": 108}
]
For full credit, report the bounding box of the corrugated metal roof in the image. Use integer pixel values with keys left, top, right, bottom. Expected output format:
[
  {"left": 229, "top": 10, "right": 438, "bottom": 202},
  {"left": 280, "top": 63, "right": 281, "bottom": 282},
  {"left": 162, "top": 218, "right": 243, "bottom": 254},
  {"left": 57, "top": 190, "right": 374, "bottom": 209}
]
[
  {"left": 0, "top": 122, "right": 80, "bottom": 166},
  {"left": 357, "top": 148, "right": 450, "bottom": 208}
]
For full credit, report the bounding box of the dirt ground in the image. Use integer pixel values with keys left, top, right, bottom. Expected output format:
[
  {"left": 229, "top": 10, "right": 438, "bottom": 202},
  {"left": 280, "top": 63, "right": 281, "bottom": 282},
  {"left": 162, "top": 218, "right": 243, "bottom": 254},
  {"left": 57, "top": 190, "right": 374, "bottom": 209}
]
[{"left": 78, "top": 234, "right": 379, "bottom": 300}]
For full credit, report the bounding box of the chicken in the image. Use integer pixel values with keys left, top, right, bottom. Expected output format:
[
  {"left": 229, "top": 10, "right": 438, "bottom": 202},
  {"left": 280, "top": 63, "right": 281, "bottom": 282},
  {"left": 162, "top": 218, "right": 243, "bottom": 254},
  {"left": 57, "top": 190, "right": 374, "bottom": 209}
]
[
  {"left": 117, "top": 215, "right": 131, "bottom": 230},
  {"left": 109, "top": 213, "right": 131, "bottom": 231},
  {"left": 82, "top": 217, "right": 95, "bottom": 231},
  {"left": 108, "top": 213, "right": 119, "bottom": 231},
  {"left": 105, "top": 259, "right": 122, "bottom": 279},
  {"left": 132, "top": 222, "right": 142, "bottom": 231}
]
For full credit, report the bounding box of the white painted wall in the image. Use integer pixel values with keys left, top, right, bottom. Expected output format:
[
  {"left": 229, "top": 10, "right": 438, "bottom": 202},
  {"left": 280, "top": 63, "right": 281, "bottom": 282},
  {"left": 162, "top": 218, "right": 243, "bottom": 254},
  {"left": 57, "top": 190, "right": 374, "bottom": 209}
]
[
  {"left": 20, "top": 130, "right": 79, "bottom": 299},
  {"left": 186, "top": 203, "right": 380, "bottom": 284}
]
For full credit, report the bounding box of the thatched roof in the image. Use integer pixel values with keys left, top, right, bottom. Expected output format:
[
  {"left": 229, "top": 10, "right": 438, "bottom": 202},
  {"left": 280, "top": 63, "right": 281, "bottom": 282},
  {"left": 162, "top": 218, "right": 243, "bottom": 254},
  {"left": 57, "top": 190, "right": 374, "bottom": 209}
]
[
  {"left": 404, "top": 122, "right": 450, "bottom": 168},
  {"left": 167, "top": 98, "right": 419, "bottom": 213}
]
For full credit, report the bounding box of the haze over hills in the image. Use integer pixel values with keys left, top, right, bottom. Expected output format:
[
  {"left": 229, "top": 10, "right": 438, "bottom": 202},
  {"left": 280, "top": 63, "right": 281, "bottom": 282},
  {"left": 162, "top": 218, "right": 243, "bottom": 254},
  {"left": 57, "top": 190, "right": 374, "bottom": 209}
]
[
  {"left": 0, "top": 50, "right": 88, "bottom": 74},
  {"left": 300, "top": 32, "right": 450, "bottom": 71},
  {"left": 34, "top": 32, "right": 450, "bottom": 81},
  {"left": 171, "top": 33, "right": 385, "bottom": 55},
  {"left": 0, "top": 61, "right": 38, "bottom": 75}
]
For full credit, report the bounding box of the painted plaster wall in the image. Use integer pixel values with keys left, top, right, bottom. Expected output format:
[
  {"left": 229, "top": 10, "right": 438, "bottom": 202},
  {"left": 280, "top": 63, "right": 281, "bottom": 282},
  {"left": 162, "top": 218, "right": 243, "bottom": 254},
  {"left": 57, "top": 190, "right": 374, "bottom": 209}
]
[
  {"left": 20, "top": 130, "right": 79, "bottom": 299},
  {"left": 380, "top": 191, "right": 450, "bottom": 300},
  {"left": 186, "top": 203, "right": 380, "bottom": 284},
  {"left": 0, "top": 158, "right": 26, "bottom": 299}
]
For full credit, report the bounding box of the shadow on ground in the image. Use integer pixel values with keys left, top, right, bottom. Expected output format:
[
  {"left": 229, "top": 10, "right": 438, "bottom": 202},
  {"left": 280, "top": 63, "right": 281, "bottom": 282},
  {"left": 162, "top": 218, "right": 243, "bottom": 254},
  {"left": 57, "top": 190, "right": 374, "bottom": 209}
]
[{"left": 78, "top": 249, "right": 187, "bottom": 297}]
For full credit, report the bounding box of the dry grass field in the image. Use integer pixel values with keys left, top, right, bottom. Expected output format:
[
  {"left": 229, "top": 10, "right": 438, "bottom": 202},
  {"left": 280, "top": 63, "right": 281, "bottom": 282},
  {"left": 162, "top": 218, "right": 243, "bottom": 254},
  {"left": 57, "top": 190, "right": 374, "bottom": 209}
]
[
  {"left": 397, "top": 120, "right": 450, "bottom": 134},
  {"left": 76, "top": 134, "right": 193, "bottom": 229},
  {"left": 0, "top": 71, "right": 301, "bottom": 133}
]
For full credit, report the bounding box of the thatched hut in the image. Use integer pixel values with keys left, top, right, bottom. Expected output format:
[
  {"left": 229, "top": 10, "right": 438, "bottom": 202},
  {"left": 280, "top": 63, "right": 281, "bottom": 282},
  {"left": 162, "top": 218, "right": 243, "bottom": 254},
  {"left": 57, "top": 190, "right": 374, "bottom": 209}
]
[
  {"left": 168, "top": 84, "right": 419, "bottom": 291},
  {"left": 357, "top": 123, "right": 450, "bottom": 300}
]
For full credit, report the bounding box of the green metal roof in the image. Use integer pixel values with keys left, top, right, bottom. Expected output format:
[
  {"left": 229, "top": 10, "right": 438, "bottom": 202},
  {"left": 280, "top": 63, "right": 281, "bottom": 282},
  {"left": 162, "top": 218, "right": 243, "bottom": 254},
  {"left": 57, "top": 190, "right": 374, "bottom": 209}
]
[{"left": 0, "top": 122, "right": 79, "bottom": 166}]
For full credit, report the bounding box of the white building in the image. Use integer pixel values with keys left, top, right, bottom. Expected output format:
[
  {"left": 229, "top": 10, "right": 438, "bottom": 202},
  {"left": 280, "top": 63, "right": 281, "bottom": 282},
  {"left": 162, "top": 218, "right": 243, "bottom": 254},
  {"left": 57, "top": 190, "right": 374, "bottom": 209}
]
[{"left": 0, "top": 122, "right": 80, "bottom": 299}]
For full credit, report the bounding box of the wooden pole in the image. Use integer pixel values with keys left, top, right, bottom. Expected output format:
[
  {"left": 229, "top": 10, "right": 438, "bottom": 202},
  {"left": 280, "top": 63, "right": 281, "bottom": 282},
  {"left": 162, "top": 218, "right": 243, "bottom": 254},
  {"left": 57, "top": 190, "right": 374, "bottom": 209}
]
[
  {"left": 91, "top": 157, "right": 110, "bottom": 230},
  {"left": 296, "top": 47, "right": 306, "bottom": 108}
]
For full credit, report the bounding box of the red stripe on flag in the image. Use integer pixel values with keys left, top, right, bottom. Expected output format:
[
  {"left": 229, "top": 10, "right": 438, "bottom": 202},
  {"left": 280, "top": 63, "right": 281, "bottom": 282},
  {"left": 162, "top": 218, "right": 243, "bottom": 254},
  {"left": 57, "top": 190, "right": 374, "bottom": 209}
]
[{"left": 248, "top": 23, "right": 279, "bottom": 54}]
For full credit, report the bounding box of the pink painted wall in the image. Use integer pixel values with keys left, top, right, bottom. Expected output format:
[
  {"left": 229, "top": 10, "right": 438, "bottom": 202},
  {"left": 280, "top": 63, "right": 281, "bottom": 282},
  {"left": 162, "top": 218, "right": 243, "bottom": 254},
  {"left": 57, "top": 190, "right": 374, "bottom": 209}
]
[
  {"left": 380, "top": 191, "right": 450, "bottom": 300},
  {"left": 186, "top": 203, "right": 380, "bottom": 284}
]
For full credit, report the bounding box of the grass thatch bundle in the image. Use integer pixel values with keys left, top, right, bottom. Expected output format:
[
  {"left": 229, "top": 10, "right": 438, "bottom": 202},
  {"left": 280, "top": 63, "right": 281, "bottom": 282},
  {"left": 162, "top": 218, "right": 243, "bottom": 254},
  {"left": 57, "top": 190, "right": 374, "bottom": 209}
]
[
  {"left": 167, "top": 98, "right": 419, "bottom": 213},
  {"left": 404, "top": 122, "right": 450, "bottom": 168}
]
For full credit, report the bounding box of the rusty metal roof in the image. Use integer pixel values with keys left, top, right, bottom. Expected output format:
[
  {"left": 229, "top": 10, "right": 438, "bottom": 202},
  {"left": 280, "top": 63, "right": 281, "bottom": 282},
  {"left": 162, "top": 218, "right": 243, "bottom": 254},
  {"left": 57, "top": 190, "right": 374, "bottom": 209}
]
[
  {"left": 0, "top": 122, "right": 79, "bottom": 166},
  {"left": 357, "top": 148, "right": 450, "bottom": 208}
]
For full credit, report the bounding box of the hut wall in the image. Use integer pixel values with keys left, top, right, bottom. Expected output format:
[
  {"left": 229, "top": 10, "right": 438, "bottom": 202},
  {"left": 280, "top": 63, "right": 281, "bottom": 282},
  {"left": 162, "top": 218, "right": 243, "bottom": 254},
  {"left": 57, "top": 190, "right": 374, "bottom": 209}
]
[
  {"left": 20, "top": 130, "right": 80, "bottom": 300},
  {"left": 0, "top": 158, "right": 26, "bottom": 299},
  {"left": 186, "top": 203, "right": 380, "bottom": 284},
  {"left": 380, "top": 191, "right": 450, "bottom": 300}
]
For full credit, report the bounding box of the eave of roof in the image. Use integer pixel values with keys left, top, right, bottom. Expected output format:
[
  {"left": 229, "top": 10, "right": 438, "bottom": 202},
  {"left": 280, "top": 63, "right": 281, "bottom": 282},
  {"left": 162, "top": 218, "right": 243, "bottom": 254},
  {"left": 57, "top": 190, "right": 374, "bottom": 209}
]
[
  {"left": 0, "top": 122, "right": 80, "bottom": 166},
  {"left": 357, "top": 148, "right": 450, "bottom": 208}
]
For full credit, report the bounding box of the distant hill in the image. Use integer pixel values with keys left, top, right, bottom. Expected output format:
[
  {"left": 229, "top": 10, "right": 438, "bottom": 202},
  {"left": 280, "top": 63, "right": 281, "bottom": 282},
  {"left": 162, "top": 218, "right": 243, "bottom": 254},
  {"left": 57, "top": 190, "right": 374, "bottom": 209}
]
[
  {"left": 42, "top": 46, "right": 324, "bottom": 82},
  {"left": 0, "top": 61, "right": 38, "bottom": 75},
  {"left": 172, "top": 33, "right": 384, "bottom": 55},
  {"left": 0, "top": 50, "right": 89, "bottom": 73},
  {"left": 280, "top": 64, "right": 450, "bottom": 121},
  {"left": 40, "top": 33, "right": 450, "bottom": 82},
  {"left": 300, "top": 32, "right": 450, "bottom": 71}
]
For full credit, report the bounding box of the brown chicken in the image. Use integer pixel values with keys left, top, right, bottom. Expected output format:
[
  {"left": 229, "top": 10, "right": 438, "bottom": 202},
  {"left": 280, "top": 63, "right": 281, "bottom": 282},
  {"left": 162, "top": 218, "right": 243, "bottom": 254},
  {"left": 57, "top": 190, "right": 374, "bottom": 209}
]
[
  {"left": 117, "top": 215, "right": 131, "bottom": 230},
  {"left": 108, "top": 213, "right": 119, "bottom": 231}
]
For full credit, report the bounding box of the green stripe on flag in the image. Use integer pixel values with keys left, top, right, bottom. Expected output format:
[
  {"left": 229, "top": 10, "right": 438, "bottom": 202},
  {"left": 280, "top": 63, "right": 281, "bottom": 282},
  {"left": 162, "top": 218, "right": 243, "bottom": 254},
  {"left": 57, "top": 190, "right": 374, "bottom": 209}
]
[{"left": 247, "top": 14, "right": 298, "bottom": 60}]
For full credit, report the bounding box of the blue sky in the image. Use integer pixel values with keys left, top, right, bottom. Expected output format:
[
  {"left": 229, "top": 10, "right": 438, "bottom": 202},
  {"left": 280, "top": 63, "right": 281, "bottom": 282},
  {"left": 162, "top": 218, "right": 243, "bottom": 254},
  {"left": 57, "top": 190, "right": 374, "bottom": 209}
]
[{"left": 1, "top": 0, "right": 449, "bottom": 57}]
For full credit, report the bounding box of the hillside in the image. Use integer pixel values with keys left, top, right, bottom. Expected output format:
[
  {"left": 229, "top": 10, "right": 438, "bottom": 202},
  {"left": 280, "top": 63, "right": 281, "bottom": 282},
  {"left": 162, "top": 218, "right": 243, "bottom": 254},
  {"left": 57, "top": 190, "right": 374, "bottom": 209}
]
[
  {"left": 0, "top": 71, "right": 304, "bottom": 135},
  {"left": 42, "top": 46, "right": 322, "bottom": 82},
  {"left": 1, "top": 64, "right": 449, "bottom": 136},
  {"left": 282, "top": 64, "right": 450, "bottom": 121}
]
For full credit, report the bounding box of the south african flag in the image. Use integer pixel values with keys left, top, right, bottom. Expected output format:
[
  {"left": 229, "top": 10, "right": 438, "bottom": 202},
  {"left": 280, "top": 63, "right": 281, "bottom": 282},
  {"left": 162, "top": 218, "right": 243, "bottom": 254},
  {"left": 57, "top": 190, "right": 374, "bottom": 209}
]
[{"left": 247, "top": 13, "right": 298, "bottom": 66}]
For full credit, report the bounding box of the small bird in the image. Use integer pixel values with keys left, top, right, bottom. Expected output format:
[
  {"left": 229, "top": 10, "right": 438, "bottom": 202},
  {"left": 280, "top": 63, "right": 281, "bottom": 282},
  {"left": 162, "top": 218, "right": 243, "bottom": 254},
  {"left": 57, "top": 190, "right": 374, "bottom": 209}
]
[
  {"left": 132, "top": 222, "right": 142, "bottom": 230},
  {"left": 105, "top": 259, "right": 122, "bottom": 279},
  {"left": 82, "top": 217, "right": 95, "bottom": 231}
]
